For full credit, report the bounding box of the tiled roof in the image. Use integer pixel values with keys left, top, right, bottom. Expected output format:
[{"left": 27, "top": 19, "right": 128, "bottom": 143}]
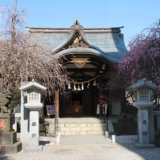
[{"left": 28, "top": 23, "right": 127, "bottom": 63}]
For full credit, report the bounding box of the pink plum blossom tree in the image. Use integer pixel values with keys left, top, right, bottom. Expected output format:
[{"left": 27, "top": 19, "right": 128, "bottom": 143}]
[
  {"left": 118, "top": 20, "right": 160, "bottom": 88},
  {"left": 101, "top": 20, "right": 160, "bottom": 106}
]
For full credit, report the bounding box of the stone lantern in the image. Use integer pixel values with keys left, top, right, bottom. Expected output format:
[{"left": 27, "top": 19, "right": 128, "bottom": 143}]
[
  {"left": 20, "top": 80, "right": 46, "bottom": 151},
  {"left": 129, "top": 78, "right": 157, "bottom": 147}
]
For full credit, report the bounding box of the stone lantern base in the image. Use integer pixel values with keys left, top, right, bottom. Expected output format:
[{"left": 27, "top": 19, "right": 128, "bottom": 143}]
[{"left": 0, "top": 113, "right": 22, "bottom": 154}]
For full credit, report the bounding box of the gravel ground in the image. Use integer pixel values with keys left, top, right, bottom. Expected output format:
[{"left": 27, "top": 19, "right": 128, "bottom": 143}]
[{"left": 0, "top": 135, "right": 160, "bottom": 160}]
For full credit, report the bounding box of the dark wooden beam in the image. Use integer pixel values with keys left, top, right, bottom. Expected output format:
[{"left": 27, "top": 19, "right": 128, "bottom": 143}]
[{"left": 67, "top": 68, "right": 99, "bottom": 72}]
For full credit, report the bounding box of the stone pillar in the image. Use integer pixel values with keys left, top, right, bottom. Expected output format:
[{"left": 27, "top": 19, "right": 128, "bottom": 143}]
[
  {"left": 25, "top": 111, "right": 42, "bottom": 151},
  {"left": 20, "top": 91, "right": 29, "bottom": 147},
  {"left": 136, "top": 106, "right": 154, "bottom": 147},
  {"left": 138, "top": 109, "right": 149, "bottom": 144}
]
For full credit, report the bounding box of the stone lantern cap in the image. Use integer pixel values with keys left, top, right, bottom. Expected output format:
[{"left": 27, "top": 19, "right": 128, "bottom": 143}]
[
  {"left": 129, "top": 78, "right": 157, "bottom": 90},
  {"left": 20, "top": 79, "right": 46, "bottom": 91},
  {"left": 128, "top": 78, "right": 157, "bottom": 108},
  {"left": 20, "top": 80, "right": 46, "bottom": 110}
]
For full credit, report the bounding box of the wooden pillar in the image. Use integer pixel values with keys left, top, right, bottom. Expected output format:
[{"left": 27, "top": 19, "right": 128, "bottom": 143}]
[
  {"left": 55, "top": 90, "right": 59, "bottom": 119},
  {"left": 54, "top": 90, "right": 59, "bottom": 135}
]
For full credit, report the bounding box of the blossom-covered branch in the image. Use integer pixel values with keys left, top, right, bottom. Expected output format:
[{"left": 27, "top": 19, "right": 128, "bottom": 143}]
[{"left": 0, "top": 6, "right": 68, "bottom": 110}]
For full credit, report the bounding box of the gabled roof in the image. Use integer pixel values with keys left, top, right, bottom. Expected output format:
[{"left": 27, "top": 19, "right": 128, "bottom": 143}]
[
  {"left": 53, "top": 28, "right": 92, "bottom": 53},
  {"left": 129, "top": 78, "right": 157, "bottom": 90},
  {"left": 20, "top": 80, "right": 46, "bottom": 91},
  {"left": 28, "top": 21, "right": 127, "bottom": 63}
]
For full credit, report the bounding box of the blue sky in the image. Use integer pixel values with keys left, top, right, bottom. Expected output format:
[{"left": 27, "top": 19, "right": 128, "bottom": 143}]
[{"left": 0, "top": 0, "right": 160, "bottom": 47}]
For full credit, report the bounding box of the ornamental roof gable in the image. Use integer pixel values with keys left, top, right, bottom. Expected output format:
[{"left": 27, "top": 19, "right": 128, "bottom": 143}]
[{"left": 54, "top": 27, "right": 93, "bottom": 53}]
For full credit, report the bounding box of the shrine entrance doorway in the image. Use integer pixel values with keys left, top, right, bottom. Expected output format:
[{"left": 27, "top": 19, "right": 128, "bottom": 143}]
[
  {"left": 59, "top": 86, "right": 99, "bottom": 117},
  {"left": 58, "top": 51, "right": 111, "bottom": 117}
]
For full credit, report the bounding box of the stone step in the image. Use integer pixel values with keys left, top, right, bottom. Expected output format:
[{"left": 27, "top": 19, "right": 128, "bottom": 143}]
[
  {"left": 45, "top": 118, "right": 105, "bottom": 123},
  {"left": 58, "top": 123, "right": 106, "bottom": 135},
  {"left": 49, "top": 124, "right": 106, "bottom": 131},
  {"left": 48, "top": 122, "right": 106, "bottom": 128},
  {"left": 59, "top": 120, "right": 105, "bottom": 124},
  {"left": 60, "top": 130, "right": 105, "bottom": 135},
  {"left": 48, "top": 125, "right": 106, "bottom": 130},
  {"left": 59, "top": 128, "right": 106, "bottom": 131},
  {"left": 48, "top": 130, "right": 105, "bottom": 135},
  {"left": 59, "top": 127, "right": 106, "bottom": 131},
  {"left": 58, "top": 123, "right": 106, "bottom": 127},
  {"left": 46, "top": 117, "right": 107, "bottom": 136},
  {"left": 49, "top": 126, "right": 106, "bottom": 131},
  {"left": 59, "top": 125, "right": 106, "bottom": 130}
]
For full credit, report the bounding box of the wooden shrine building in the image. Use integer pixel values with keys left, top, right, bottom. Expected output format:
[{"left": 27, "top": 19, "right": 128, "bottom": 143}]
[{"left": 28, "top": 19, "right": 127, "bottom": 118}]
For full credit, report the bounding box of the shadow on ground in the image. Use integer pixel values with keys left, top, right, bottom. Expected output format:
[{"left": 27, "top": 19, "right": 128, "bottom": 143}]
[
  {"left": 60, "top": 135, "right": 160, "bottom": 160},
  {"left": 0, "top": 156, "right": 10, "bottom": 160}
]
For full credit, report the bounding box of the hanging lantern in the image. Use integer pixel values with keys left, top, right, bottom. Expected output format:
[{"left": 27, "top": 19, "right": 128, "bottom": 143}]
[
  {"left": 93, "top": 80, "right": 97, "bottom": 86},
  {"left": 77, "top": 85, "right": 81, "bottom": 91},
  {"left": 74, "top": 84, "right": 76, "bottom": 91},
  {"left": 68, "top": 82, "right": 71, "bottom": 89},
  {"left": 87, "top": 82, "right": 90, "bottom": 88},
  {"left": 81, "top": 83, "right": 84, "bottom": 90}
]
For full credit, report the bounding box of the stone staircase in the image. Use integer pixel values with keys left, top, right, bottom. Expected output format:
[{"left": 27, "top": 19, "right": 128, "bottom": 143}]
[{"left": 46, "top": 117, "right": 107, "bottom": 136}]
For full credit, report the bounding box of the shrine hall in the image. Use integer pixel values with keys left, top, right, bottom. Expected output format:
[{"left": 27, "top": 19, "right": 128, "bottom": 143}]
[{"left": 28, "top": 19, "right": 127, "bottom": 119}]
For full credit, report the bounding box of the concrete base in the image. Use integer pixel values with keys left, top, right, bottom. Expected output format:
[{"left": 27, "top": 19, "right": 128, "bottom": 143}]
[
  {"left": 25, "top": 145, "right": 43, "bottom": 152},
  {"left": 135, "top": 143, "right": 155, "bottom": 148},
  {"left": 0, "top": 131, "right": 16, "bottom": 145},
  {"left": 113, "top": 135, "right": 138, "bottom": 144},
  {"left": 0, "top": 142, "right": 22, "bottom": 155}
]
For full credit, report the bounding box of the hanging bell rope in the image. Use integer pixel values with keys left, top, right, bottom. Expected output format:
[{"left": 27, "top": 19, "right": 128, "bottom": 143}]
[{"left": 69, "top": 75, "right": 100, "bottom": 85}]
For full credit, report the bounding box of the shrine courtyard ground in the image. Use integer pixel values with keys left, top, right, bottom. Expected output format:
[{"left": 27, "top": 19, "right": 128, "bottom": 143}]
[{"left": 0, "top": 135, "right": 160, "bottom": 160}]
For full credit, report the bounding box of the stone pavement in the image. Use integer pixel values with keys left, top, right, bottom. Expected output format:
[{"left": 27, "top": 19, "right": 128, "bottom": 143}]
[
  {"left": 0, "top": 135, "right": 160, "bottom": 160},
  {"left": 60, "top": 135, "right": 112, "bottom": 145}
]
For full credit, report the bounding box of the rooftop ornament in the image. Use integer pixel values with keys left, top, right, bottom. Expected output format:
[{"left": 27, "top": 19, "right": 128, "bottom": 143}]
[{"left": 76, "top": 17, "right": 78, "bottom": 25}]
